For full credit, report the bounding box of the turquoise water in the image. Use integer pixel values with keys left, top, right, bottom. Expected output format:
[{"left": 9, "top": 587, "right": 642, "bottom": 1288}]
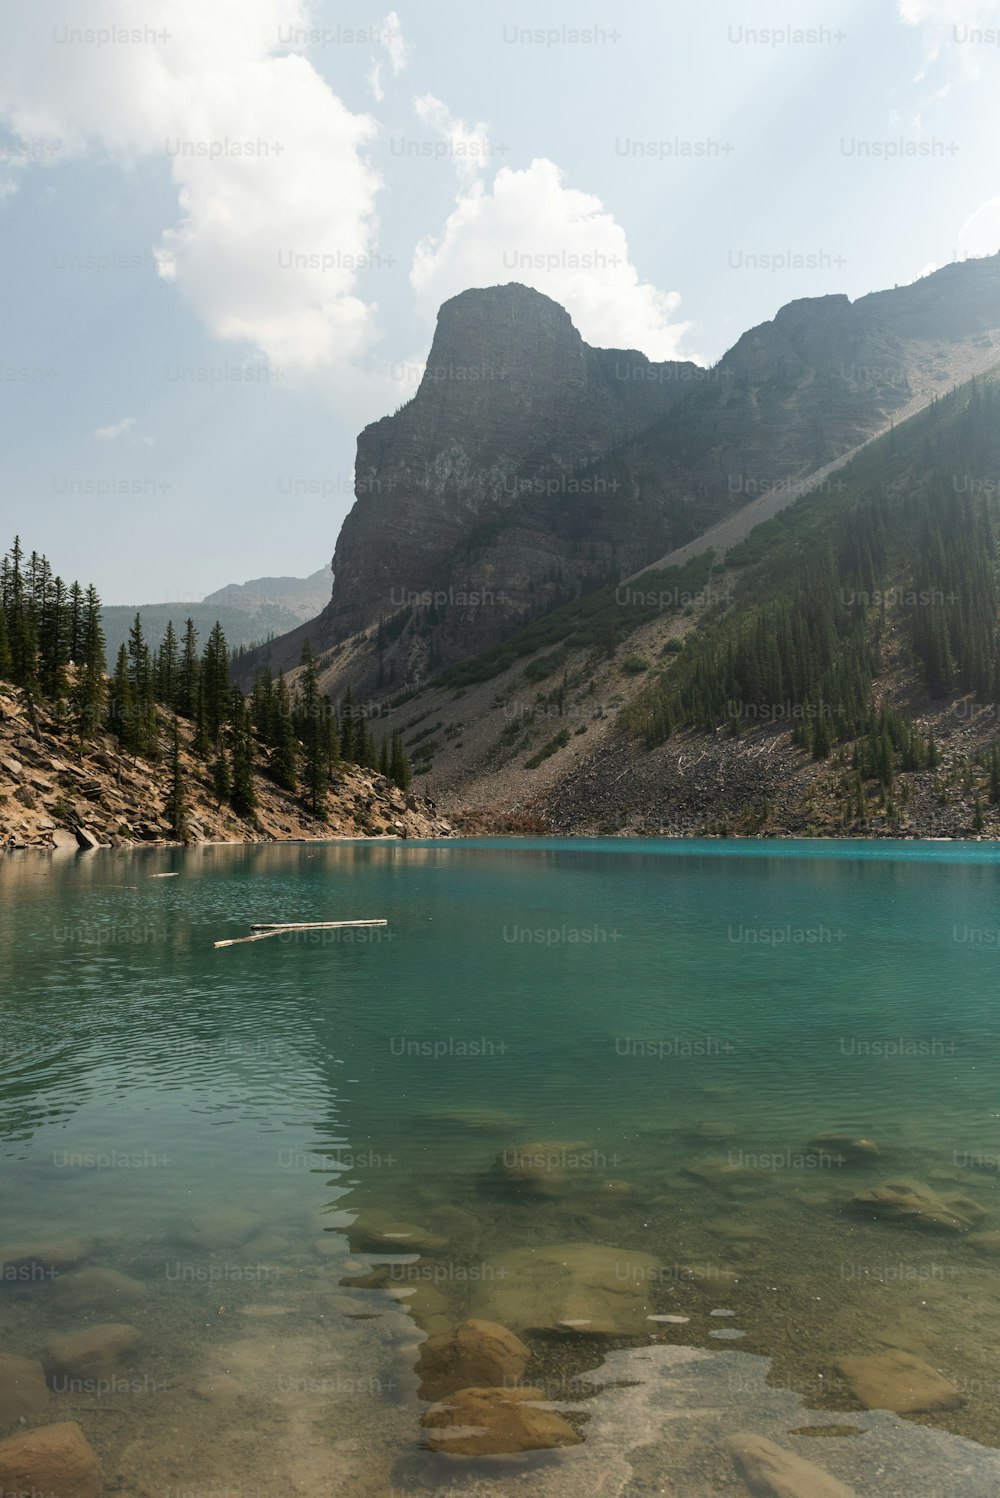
[{"left": 3, "top": 838, "right": 1000, "bottom": 1495}]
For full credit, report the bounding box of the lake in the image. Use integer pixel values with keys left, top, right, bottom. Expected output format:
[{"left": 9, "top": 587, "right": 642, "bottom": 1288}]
[{"left": 3, "top": 837, "right": 1000, "bottom": 1496}]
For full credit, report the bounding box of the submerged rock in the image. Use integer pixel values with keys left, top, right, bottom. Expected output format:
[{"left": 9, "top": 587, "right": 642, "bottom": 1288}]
[
  {"left": 345, "top": 1210, "right": 447, "bottom": 1256},
  {"left": 705, "top": 1217, "right": 768, "bottom": 1243},
  {"left": 385, "top": 1280, "right": 452, "bottom": 1336},
  {"left": 806, "top": 1134, "right": 880, "bottom": 1165},
  {"left": 44, "top": 1323, "right": 140, "bottom": 1385},
  {"left": 0, "top": 1420, "right": 104, "bottom": 1498},
  {"left": 490, "top": 1141, "right": 593, "bottom": 1198},
  {"left": 415, "top": 1320, "right": 530, "bottom": 1401},
  {"left": 470, "top": 1242, "right": 661, "bottom": 1335},
  {"left": 421, "top": 1385, "right": 582, "bottom": 1456},
  {"left": 689, "top": 1121, "right": 736, "bottom": 1140},
  {"left": 420, "top": 1107, "right": 517, "bottom": 1133},
  {"left": 835, "top": 1349, "right": 966, "bottom": 1415},
  {"left": 241, "top": 1233, "right": 291, "bottom": 1260},
  {"left": 967, "top": 1229, "right": 1000, "bottom": 1256},
  {"left": 190, "top": 1373, "right": 246, "bottom": 1406},
  {"left": 673, "top": 1262, "right": 742, "bottom": 1290},
  {"left": 0, "top": 1239, "right": 90, "bottom": 1278},
  {"left": 724, "top": 1431, "right": 857, "bottom": 1497},
  {"left": 590, "top": 1178, "right": 638, "bottom": 1199},
  {"left": 51, "top": 1268, "right": 149, "bottom": 1312},
  {"left": 870, "top": 1323, "right": 932, "bottom": 1359},
  {"left": 681, "top": 1158, "right": 755, "bottom": 1193},
  {"left": 0, "top": 1353, "right": 49, "bottom": 1429},
  {"left": 847, "top": 1178, "right": 985, "bottom": 1233},
  {"left": 178, "top": 1208, "right": 265, "bottom": 1250}
]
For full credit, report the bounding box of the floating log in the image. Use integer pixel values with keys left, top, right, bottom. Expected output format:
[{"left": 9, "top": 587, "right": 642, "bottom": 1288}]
[
  {"left": 250, "top": 920, "right": 387, "bottom": 931},
  {"left": 214, "top": 918, "right": 387, "bottom": 949}
]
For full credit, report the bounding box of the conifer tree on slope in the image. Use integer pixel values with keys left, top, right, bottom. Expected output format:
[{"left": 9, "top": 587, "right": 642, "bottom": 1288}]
[
  {"left": 297, "top": 640, "right": 327, "bottom": 816},
  {"left": 72, "top": 586, "right": 106, "bottom": 745}
]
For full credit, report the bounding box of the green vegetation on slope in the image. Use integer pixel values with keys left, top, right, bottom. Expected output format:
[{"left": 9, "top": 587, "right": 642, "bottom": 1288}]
[
  {"left": 623, "top": 376, "right": 1000, "bottom": 786},
  {"left": 410, "top": 550, "right": 716, "bottom": 694},
  {"left": 0, "top": 538, "right": 411, "bottom": 836}
]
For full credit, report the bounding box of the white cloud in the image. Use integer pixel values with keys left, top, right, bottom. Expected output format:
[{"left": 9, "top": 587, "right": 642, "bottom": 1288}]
[
  {"left": 1, "top": 5, "right": 698, "bottom": 411},
  {"left": 93, "top": 416, "right": 137, "bottom": 440},
  {"left": 382, "top": 11, "right": 411, "bottom": 76},
  {"left": 898, "top": 0, "right": 1000, "bottom": 84},
  {"left": 900, "top": 0, "right": 995, "bottom": 20},
  {"left": 93, "top": 415, "right": 156, "bottom": 445},
  {"left": 367, "top": 11, "right": 410, "bottom": 101},
  {"left": 958, "top": 197, "right": 1000, "bottom": 256},
  {"left": 411, "top": 157, "right": 698, "bottom": 362},
  {"left": 414, "top": 94, "right": 493, "bottom": 186},
  {"left": 0, "top": 0, "right": 383, "bottom": 372}
]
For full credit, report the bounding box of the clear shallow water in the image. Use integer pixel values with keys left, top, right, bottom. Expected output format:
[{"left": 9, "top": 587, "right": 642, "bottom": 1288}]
[{"left": 2, "top": 839, "right": 1000, "bottom": 1495}]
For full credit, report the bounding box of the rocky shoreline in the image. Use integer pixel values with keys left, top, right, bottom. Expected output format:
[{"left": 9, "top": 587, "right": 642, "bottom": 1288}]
[
  {"left": 0, "top": 691, "right": 454, "bottom": 851},
  {"left": 493, "top": 716, "right": 1000, "bottom": 841}
]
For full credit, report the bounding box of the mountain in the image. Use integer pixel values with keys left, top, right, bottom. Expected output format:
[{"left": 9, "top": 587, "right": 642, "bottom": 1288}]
[
  {"left": 383, "top": 368, "right": 1000, "bottom": 839},
  {"left": 201, "top": 568, "right": 332, "bottom": 614},
  {"left": 101, "top": 566, "right": 331, "bottom": 667},
  {"left": 243, "top": 256, "right": 1000, "bottom": 700}
]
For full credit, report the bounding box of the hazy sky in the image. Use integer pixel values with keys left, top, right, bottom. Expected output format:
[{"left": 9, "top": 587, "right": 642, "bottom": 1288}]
[{"left": 1, "top": 0, "right": 999, "bottom": 603}]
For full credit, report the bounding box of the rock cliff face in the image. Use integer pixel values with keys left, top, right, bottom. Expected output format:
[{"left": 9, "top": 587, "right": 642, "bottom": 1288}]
[
  {"left": 330, "top": 283, "right": 698, "bottom": 632},
  {"left": 249, "top": 256, "right": 1000, "bottom": 698}
]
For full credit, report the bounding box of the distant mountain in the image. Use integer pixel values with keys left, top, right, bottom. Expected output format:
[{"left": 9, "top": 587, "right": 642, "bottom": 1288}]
[
  {"left": 243, "top": 257, "right": 1000, "bottom": 699},
  {"left": 101, "top": 566, "right": 331, "bottom": 667},
  {"left": 201, "top": 568, "right": 333, "bottom": 614}
]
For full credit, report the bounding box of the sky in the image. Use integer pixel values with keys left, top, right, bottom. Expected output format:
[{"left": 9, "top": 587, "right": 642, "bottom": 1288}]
[{"left": 0, "top": 0, "right": 999, "bottom": 604}]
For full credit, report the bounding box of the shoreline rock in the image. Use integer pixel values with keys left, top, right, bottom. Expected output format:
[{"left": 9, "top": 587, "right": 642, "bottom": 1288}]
[
  {"left": 0, "top": 1421, "right": 105, "bottom": 1498},
  {"left": 421, "top": 1385, "right": 583, "bottom": 1456},
  {"left": 835, "top": 1349, "right": 966, "bottom": 1415},
  {"left": 415, "top": 1320, "right": 530, "bottom": 1402},
  {"left": 724, "top": 1431, "right": 857, "bottom": 1497}
]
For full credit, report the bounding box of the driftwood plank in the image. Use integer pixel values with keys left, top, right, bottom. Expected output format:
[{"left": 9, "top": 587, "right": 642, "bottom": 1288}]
[
  {"left": 214, "top": 918, "right": 388, "bottom": 949},
  {"left": 249, "top": 920, "right": 387, "bottom": 931}
]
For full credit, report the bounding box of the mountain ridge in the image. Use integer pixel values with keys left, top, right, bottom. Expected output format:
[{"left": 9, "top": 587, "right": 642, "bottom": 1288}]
[{"left": 243, "top": 253, "right": 1000, "bottom": 705}]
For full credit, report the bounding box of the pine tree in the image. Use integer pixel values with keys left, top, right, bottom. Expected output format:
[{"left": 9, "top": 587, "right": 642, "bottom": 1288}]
[
  {"left": 297, "top": 641, "right": 327, "bottom": 815},
  {"left": 156, "top": 621, "right": 180, "bottom": 709},
  {"left": 0, "top": 607, "right": 10, "bottom": 681},
  {"left": 989, "top": 745, "right": 1000, "bottom": 805},
  {"left": 178, "top": 620, "right": 200, "bottom": 719},
  {"left": 72, "top": 586, "right": 106, "bottom": 744},
  {"left": 38, "top": 573, "right": 70, "bottom": 709},
  {"left": 4, "top": 538, "right": 35, "bottom": 688},
  {"left": 390, "top": 730, "right": 412, "bottom": 792},
  {"left": 378, "top": 736, "right": 390, "bottom": 779},
  {"left": 338, "top": 684, "right": 355, "bottom": 763},
  {"left": 357, "top": 716, "right": 379, "bottom": 770},
  {"left": 212, "top": 750, "right": 232, "bottom": 808},
  {"left": 108, "top": 643, "right": 134, "bottom": 752},
  {"left": 200, "top": 621, "right": 230, "bottom": 749},
  {"left": 269, "top": 671, "right": 298, "bottom": 791},
  {"left": 251, "top": 668, "right": 276, "bottom": 743},
  {"left": 68, "top": 581, "right": 84, "bottom": 663},
  {"left": 228, "top": 687, "right": 257, "bottom": 819},
  {"left": 812, "top": 710, "right": 833, "bottom": 761},
  {"left": 127, "top": 613, "right": 158, "bottom": 757},
  {"left": 166, "top": 717, "right": 189, "bottom": 840},
  {"left": 192, "top": 675, "right": 210, "bottom": 760}
]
